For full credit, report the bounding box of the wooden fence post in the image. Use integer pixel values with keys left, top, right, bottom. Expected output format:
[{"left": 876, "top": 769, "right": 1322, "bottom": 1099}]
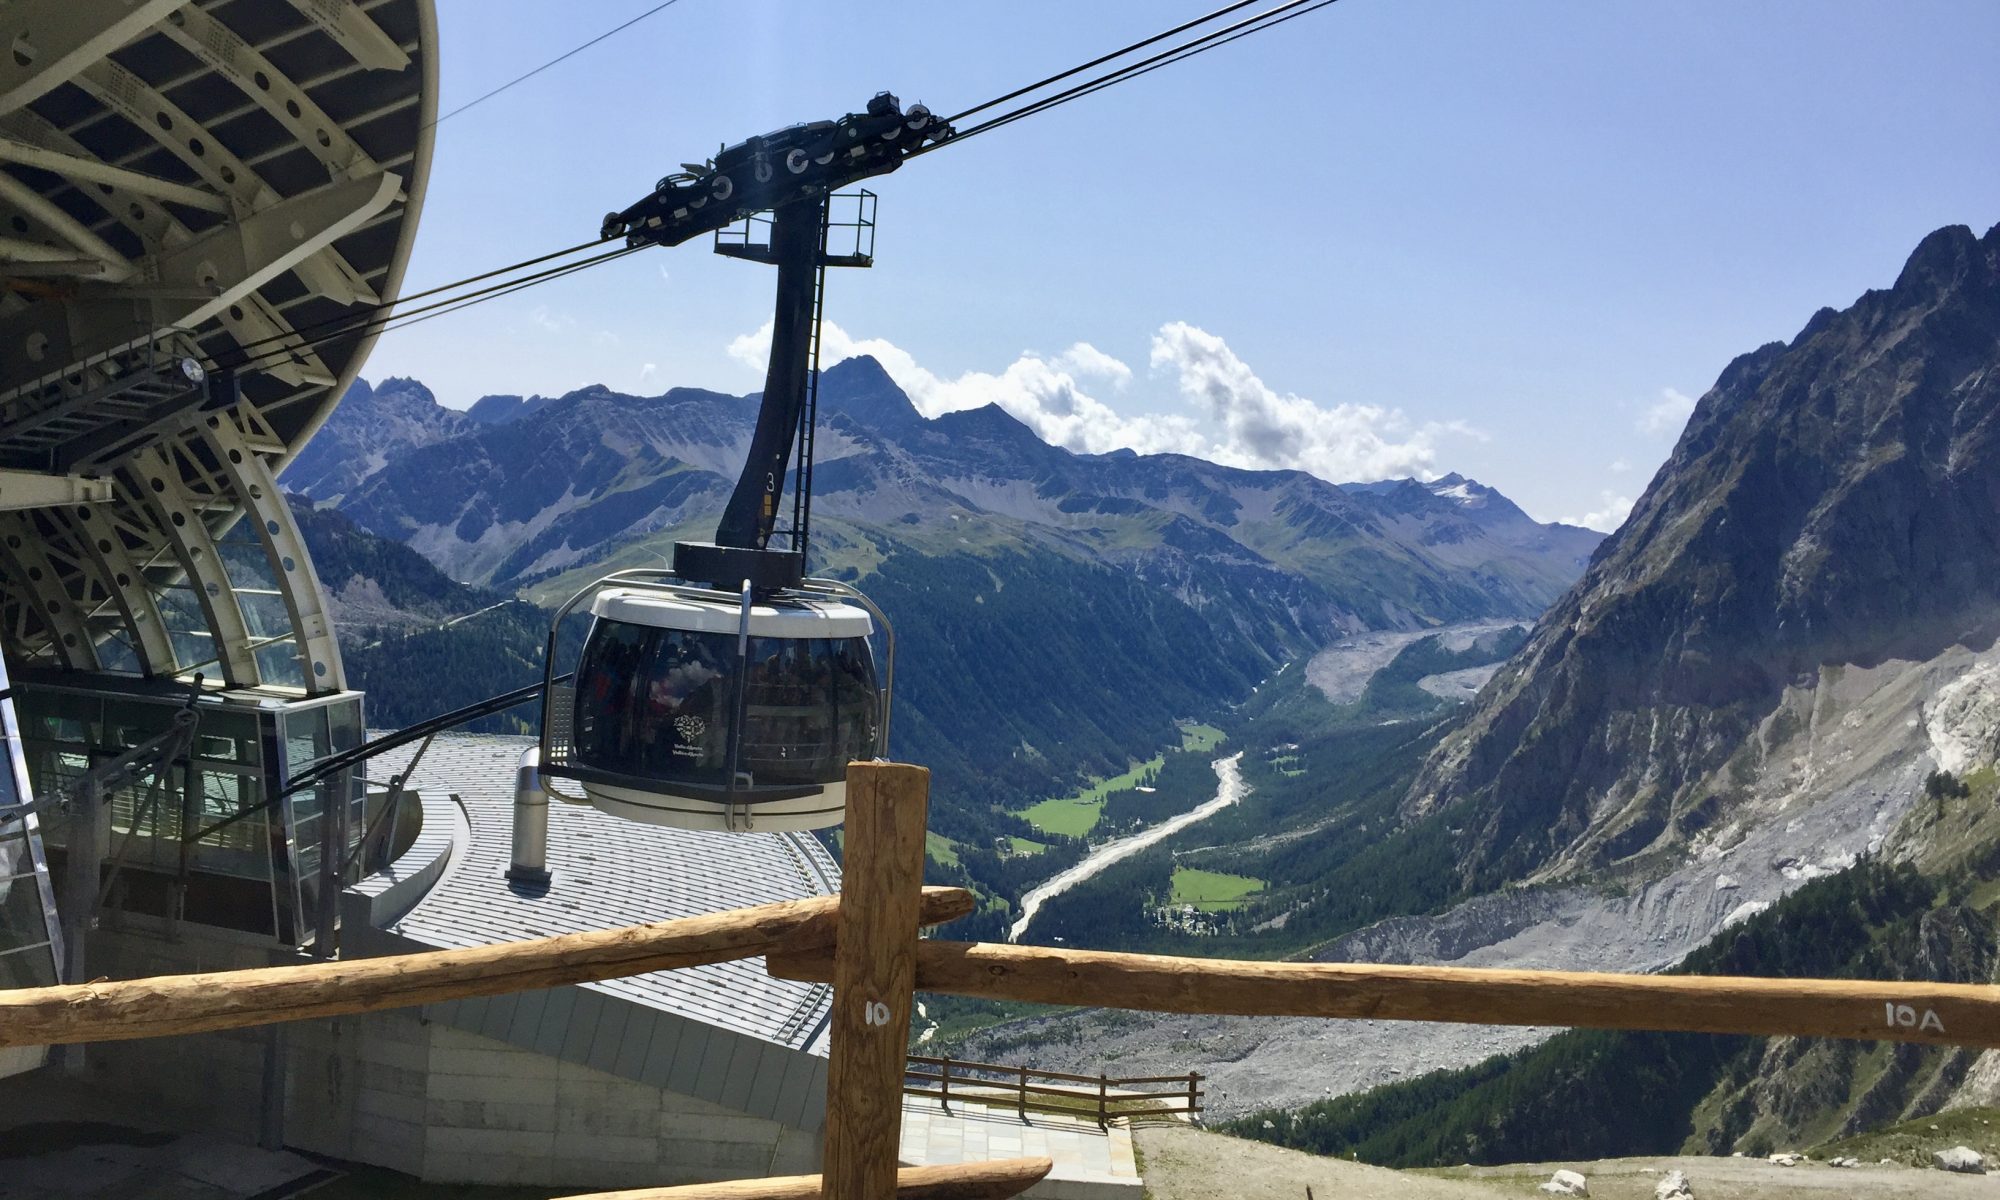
[
  {"left": 821, "top": 762, "right": 930, "bottom": 1200},
  {"left": 940, "top": 1053, "right": 952, "bottom": 1113},
  {"left": 1187, "top": 1071, "right": 1200, "bottom": 1119},
  {"left": 1017, "top": 1063, "right": 1028, "bottom": 1122},
  {"left": 1097, "top": 1072, "right": 1108, "bottom": 1128}
]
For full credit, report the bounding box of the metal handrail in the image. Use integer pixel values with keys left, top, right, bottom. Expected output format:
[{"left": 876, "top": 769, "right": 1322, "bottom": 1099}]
[{"left": 904, "top": 1053, "right": 1202, "bottom": 1127}]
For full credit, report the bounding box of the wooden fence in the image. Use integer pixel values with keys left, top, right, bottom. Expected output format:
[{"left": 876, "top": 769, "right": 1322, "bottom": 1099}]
[
  {"left": 905, "top": 1053, "right": 1202, "bottom": 1125},
  {"left": 10, "top": 760, "right": 2000, "bottom": 1200}
]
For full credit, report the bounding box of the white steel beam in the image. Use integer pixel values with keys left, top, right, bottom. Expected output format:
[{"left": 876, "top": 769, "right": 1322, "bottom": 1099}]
[
  {"left": 0, "top": 468, "right": 112, "bottom": 509},
  {"left": 75, "top": 59, "right": 382, "bottom": 307},
  {"left": 0, "top": 135, "right": 229, "bottom": 213},
  {"left": 0, "top": 111, "right": 331, "bottom": 390},
  {"left": 0, "top": 170, "right": 132, "bottom": 281},
  {"left": 154, "top": 8, "right": 379, "bottom": 183},
  {"left": 120, "top": 446, "right": 259, "bottom": 688},
  {"left": 0, "top": 513, "right": 101, "bottom": 671},
  {"left": 0, "top": 171, "right": 399, "bottom": 403},
  {"left": 152, "top": 170, "right": 402, "bottom": 332},
  {"left": 64, "top": 500, "right": 178, "bottom": 676},
  {"left": 283, "top": 0, "right": 410, "bottom": 72},
  {"left": 0, "top": 0, "right": 189, "bottom": 116},
  {"left": 200, "top": 409, "right": 344, "bottom": 692}
]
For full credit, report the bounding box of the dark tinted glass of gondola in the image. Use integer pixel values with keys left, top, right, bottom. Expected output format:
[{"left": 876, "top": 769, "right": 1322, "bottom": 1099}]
[
  {"left": 573, "top": 623, "right": 878, "bottom": 789},
  {"left": 738, "top": 635, "right": 879, "bottom": 785},
  {"left": 572, "top": 622, "right": 731, "bottom": 785}
]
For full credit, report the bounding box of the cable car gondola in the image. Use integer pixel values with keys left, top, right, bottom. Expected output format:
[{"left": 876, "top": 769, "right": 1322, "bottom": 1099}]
[
  {"left": 535, "top": 94, "right": 945, "bottom": 831},
  {"left": 540, "top": 575, "right": 892, "bottom": 832}
]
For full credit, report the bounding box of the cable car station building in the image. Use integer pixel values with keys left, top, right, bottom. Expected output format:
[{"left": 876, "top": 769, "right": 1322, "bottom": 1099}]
[{"left": 0, "top": 0, "right": 836, "bottom": 1187}]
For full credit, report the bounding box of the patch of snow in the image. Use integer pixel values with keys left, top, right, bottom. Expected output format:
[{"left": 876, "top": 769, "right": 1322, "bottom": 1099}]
[
  {"left": 1721, "top": 900, "right": 1771, "bottom": 928},
  {"left": 1925, "top": 662, "right": 2000, "bottom": 774}
]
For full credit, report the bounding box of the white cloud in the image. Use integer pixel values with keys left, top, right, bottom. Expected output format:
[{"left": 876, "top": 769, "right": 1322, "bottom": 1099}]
[
  {"left": 1054, "top": 343, "right": 1132, "bottom": 387},
  {"left": 1424, "top": 417, "right": 1490, "bottom": 443},
  {"left": 1561, "top": 491, "right": 1635, "bottom": 532},
  {"left": 638, "top": 362, "right": 658, "bottom": 384},
  {"left": 1148, "top": 322, "right": 1438, "bottom": 481},
  {"left": 592, "top": 329, "right": 620, "bottom": 347},
  {"left": 529, "top": 305, "right": 576, "bottom": 333},
  {"left": 1608, "top": 457, "right": 1632, "bottom": 473},
  {"left": 1638, "top": 387, "right": 1697, "bottom": 436},
  {"left": 727, "top": 320, "right": 1199, "bottom": 456},
  {"left": 727, "top": 320, "right": 1452, "bottom": 484}
]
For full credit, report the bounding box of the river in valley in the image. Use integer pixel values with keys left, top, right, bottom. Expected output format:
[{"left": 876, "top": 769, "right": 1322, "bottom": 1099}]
[{"left": 1009, "top": 751, "right": 1246, "bottom": 942}]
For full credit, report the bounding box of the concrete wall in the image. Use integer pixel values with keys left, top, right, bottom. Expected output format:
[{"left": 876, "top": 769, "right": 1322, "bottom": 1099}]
[
  {"left": 83, "top": 925, "right": 282, "bottom": 1143},
  {"left": 81, "top": 925, "right": 821, "bottom": 1189}
]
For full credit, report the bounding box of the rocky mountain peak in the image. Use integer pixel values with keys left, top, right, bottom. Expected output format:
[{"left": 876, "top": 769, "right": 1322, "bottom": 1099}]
[
  {"left": 466, "top": 393, "right": 555, "bottom": 426},
  {"left": 1405, "top": 222, "right": 2000, "bottom": 887},
  {"left": 372, "top": 375, "right": 438, "bottom": 408},
  {"left": 818, "top": 355, "right": 924, "bottom": 431},
  {"left": 283, "top": 374, "right": 466, "bottom": 501},
  {"left": 1892, "top": 222, "right": 1997, "bottom": 298}
]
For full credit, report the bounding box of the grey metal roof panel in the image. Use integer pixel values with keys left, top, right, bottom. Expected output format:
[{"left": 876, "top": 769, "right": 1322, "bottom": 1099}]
[{"left": 363, "top": 734, "right": 838, "bottom": 1055}]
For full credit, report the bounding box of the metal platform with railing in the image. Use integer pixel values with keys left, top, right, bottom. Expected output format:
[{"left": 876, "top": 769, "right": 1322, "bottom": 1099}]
[{"left": 906, "top": 1054, "right": 1202, "bottom": 1127}]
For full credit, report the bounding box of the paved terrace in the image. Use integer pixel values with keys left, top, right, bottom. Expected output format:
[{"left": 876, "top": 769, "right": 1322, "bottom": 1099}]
[{"left": 901, "top": 1095, "right": 1144, "bottom": 1199}]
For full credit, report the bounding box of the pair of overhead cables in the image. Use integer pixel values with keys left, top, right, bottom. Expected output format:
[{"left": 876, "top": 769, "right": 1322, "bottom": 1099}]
[
  {"left": 922, "top": 0, "right": 1343, "bottom": 155},
  {"left": 216, "top": 0, "right": 1344, "bottom": 376},
  {"left": 219, "top": 239, "right": 639, "bottom": 377}
]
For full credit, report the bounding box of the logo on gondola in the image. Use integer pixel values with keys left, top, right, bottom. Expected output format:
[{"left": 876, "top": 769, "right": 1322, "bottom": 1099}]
[{"left": 674, "top": 714, "right": 706, "bottom": 743}]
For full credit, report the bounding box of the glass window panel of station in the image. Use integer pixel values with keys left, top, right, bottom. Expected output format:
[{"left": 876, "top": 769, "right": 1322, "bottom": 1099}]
[
  {"left": 155, "top": 583, "right": 217, "bottom": 673},
  {"left": 325, "top": 699, "right": 365, "bottom": 865},
  {"left": 0, "top": 662, "right": 59, "bottom": 990},
  {"left": 217, "top": 515, "right": 308, "bottom": 691},
  {"left": 0, "top": 841, "right": 58, "bottom": 985},
  {"left": 185, "top": 768, "right": 272, "bottom": 880}
]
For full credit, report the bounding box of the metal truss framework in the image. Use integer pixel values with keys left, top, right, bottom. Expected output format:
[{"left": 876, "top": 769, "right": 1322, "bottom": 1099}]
[{"left": 0, "top": 0, "right": 438, "bottom": 696}]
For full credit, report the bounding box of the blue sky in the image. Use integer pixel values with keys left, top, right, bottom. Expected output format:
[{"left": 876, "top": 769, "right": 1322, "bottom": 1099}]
[{"left": 367, "top": 0, "right": 2000, "bottom": 529}]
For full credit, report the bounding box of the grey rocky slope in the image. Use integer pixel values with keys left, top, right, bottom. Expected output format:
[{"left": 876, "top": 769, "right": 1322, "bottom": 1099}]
[
  {"left": 1406, "top": 222, "right": 2000, "bottom": 889},
  {"left": 956, "top": 222, "right": 2000, "bottom": 1120}
]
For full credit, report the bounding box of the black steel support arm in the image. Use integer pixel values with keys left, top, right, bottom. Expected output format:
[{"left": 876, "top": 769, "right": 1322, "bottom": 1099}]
[{"left": 716, "top": 197, "right": 826, "bottom": 550}]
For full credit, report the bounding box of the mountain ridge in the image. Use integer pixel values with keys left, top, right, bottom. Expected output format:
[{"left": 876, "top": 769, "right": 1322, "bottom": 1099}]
[
  {"left": 295, "top": 356, "right": 1601, "bottom": 637},
  {"left": 1405, "top": 221, "right": 2000, "bottom": 887}
]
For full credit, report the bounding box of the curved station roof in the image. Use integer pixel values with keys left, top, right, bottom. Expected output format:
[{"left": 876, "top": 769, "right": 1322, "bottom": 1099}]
[{"left": 0, "top": 0, "right": 435, "bottom": 694}]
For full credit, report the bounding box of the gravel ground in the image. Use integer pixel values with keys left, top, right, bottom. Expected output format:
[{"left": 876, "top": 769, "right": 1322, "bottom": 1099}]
[
  {"left": 968, "top": 751, "right": 1925, "bottom": 1118},
  {"left": 1135, "top": 1125, "right": 1515, "bottom": 1200},
  {"left": 1416, "top": 664, "right": 1503, "bottom": 702},
  {"left": 1444, "top": 1155, "right": 2000, "bottom": 1198},
  {"left": 1305, "top": 621, "right": 1526, "bottom": 703},
  {"left": 1135, "top": 1131, "right": 2000, "bottom": 1200}
]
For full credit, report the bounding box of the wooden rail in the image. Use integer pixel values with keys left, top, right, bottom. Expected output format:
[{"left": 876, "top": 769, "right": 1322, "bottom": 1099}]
[
  {"left": 22, "top": 758, "right": 2000, "bottom": 1200},
  {"left": 555, "top": 1158, "right": 1053, "bottom": 1199},
  {"left": 0, "top": 886, "right": 972, "bottom": 1048},
  {"left": 906, "top": 1053, "right": 1202, "bottom": 1125},
  {"left": 769, "top": 937, "right": 2000, "bottom": 1049}
]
